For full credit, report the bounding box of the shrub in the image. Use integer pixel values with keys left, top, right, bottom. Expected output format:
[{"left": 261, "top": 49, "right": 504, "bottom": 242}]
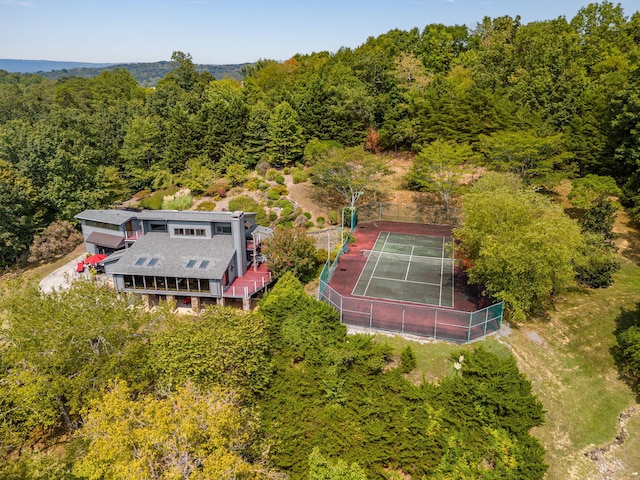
[
  {"left": 161, "top": 188, "right": 193, "bottom": 210},
  {"left": 292, "top": 170, "right": 308, "bottom": 184},
  {"left": 228, "top": 195, "right": 261, "bottom": 212},
  {"left": 294, "top": 214, "right": 309, "bottom": 228},
  {"left": 28, "top": 220, "right": 83, "bottom": 263},
  {"left": 306, "top": 221, "right": 314, "bottom": 228},
  {"left": 205, "top": 178, "right": 230, "bottom": 198},
  {"left": 267, "top": 188, "right": 281, "bottom": 201},
  {"left": 328, "top": 211, "right": 339, "bottom": 225},
  {"left": 275, "top": 175, "right": 285, "bottom": 185},
  {"left": 225, "top": 164, "right": 248, "bottom": 187},
  {"left": 575, "top": 233, "right": 621, "bottom": 288},
  {"left": 399, "top": 345, "right": 417, "bottom": 373},
  {"left": 195, "top": 201, "right": 217, "bottom": 211},
  {"left": 283, "top": 167, "right": 291, "bottom": 175},
  {"left": 244, "top": 178, "right": 259, "bottom": 191},
  {"left": 133, "top": 189, "right": 151, "bottom": 199},
  {"left": 266, "top": 168, "right": 278, "bottom": 181},
  {"left": 256, "top": 161, "right": 270, "bottom": 177},
  {"left": 272, "top": 184, "right": 289, "bottom": 196},
  {"left": 303, "top": 212, "right": 312, "bottom": 219},
  {"left": 258, "top": 182, "right": 269, "bottom": 190},
  {"left": 139, "top": 187, "right": 179, "bottom": 210},
  {"left": 316, "top": 216, "right": 326, "bottom": 226}
]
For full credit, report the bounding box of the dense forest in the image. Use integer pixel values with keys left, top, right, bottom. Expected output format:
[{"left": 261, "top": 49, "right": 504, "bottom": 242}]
[
  {"left": 1, "top": 1, "right": 640, "bottom": 478},
  {"left": 0, "top": 2, "right": 638, "bottom": 269}
]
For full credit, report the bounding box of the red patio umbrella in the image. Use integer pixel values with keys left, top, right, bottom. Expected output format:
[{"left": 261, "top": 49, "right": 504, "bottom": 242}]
[{"left": 84, "top": 253, "right": 108, "bottom": 265}]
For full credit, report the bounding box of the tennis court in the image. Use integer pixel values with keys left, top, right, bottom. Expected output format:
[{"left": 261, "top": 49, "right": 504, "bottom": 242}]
[{"left": 352, "top": 231, "right": 454, "bottom": 307}]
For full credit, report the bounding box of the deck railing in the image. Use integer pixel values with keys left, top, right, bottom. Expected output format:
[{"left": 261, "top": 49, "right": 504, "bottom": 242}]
[{"left": 223, "top": 272, "right": 272, "bottom": 298}]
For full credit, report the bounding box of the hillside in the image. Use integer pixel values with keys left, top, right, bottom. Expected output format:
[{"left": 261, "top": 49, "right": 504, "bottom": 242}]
[{"left": 0, "top": 59, "right": 252, "bottom": 86}]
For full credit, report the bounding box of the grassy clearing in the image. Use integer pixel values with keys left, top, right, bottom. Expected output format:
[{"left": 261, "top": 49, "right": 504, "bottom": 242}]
[
  {"left": 374, "top": 334, "right": 511, "bottom": 384},
  {"left": 504, "top": 257, "right": 640, "bottom": 480}
]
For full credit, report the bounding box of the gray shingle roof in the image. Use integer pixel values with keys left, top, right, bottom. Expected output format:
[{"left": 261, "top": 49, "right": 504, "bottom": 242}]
[
  {"left": 75, "top": 209, "right": 138, "bottom": 225},
  {"left": 105, "top": 232, "right": 235, "bottom": 279},
  {"left": 86, "top": 231, "right": 125, "bottom": 249},
  {"left": 136, "top": 210, "right": 252, "bottom": 222}
]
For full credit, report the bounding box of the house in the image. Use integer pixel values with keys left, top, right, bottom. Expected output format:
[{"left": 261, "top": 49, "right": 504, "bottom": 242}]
[{"left": 74, "top": 209, "right": 273, "bottom": 310}]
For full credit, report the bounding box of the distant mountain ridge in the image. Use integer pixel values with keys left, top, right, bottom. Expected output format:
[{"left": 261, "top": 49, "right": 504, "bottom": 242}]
[
  {"left": 0, "top": 59, "right": 251, "bottom": 87},
  {"left": 0, "top": 59, "right": 116, "bottom": 73}
]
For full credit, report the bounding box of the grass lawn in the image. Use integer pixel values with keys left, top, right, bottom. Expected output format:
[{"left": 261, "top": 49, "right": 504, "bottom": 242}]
[{"left": 505, "top": 257, "right": 640, "bottom": 480}]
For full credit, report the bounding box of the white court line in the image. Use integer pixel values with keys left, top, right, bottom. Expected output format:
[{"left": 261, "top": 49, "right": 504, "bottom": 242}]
[
  {"left": 405, "top": 245, "right": 414, "bottom": 281},
  {"left": 351, "top": 230, "right": 385, "bottom": 295},
  {"left": 362, "top": 232, "right": 390, "bottom": 297},
  {"left": 368, "top": 275, "right": 441, "bottom": 287}
]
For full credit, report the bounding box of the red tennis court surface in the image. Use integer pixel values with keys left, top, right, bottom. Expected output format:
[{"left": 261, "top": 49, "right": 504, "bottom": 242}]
[
  {"left": 329, "top": 221, "right": 484, "bottom": 312},
  {"left": 323, "top": 221, "right": 500, "bottom": 342}
]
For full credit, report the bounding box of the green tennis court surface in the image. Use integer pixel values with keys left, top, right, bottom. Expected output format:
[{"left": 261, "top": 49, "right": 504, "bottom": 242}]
[{"left": 352, "top": 231, "right": 455, "bottom": 307}]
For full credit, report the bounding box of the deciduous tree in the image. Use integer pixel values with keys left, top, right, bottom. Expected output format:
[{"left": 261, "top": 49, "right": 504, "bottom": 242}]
[
  {"left": 406, "top": 139, "right": 480, "bottom": 214},
  {"left": 311, "top": 146, "right": 390, "bottom": 209},
  {"left": 262, "top": 226, "right": 317, "bottom": 282},
  {"left": 73, "top": 381, "right": 266, "bottom": 480},
  {"left": 455, "top": 173, "right": 583, "bottom": 321}
]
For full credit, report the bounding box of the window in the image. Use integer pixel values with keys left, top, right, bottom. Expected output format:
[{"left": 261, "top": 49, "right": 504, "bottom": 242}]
[
  {"left": 186, "top": 259, "right": 197, "bottom": 268},
  {"left": 85, "top": 220, "right": 120, "bottom": 231},
  {"left": 134, "top": 257, "right": 147, "bottom": 266},
  {"left": 148, "top": 258, "right": 159, "bottom": 266},
  {"left": 216, "top": 224, "right": 232, "bottom": 235},
  {"left": 187, "top": 278, "right": 199, "bottom": 292},
  {"left": 199, "top": 260, "right": 210, "bottom": 269},
  {"left": 150, "top": 223, "right": 167, "bottom": 232},
  {"left": 175, "top": 227, "right": 207, "bottom": 237}
]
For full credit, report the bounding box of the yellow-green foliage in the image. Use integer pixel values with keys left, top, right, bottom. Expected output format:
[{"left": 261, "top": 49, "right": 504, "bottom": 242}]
[{"left": 73, "top": 381, "right": 264, "bottom": 479}]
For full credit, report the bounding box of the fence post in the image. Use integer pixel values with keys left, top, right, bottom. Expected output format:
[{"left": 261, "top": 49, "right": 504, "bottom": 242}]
[
  {"left": 484, "top": 307, "right": 489, "bottom": 336},
  {"left": 340, "top": 295, "right": 343, "bottom": 323},
  {"left": 402, "top": 305, "right": 405, "bottom": 333},
  {"left": 467, "top": 312, "right": 473, "bottom": 343},
  {"left": 370, "top": 302, "right": 373, "bottom": 328},
  {"left": 434, "top": 310, "right": 438, "bottom": 340}
]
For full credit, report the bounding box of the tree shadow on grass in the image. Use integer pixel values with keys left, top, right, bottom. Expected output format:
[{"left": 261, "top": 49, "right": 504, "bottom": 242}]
[
  {"left": 610, "top": 301, "right": 640, "bottom": 400},
  {"left": 615, "top": 212, "right": 640, "bottom": 265}
]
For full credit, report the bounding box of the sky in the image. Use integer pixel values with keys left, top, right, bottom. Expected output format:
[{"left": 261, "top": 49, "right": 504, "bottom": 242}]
[{"left": 1, "top": 0, "right": 639, "bottom": 65}]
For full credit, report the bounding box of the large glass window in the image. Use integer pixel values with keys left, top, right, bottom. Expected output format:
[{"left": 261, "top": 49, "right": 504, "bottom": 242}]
[
  {"left": 166, "top": 277, "right": 177, "bottom": 291},
  {"left": 134, "top": 276, "right": 145, "bottom": 289},
  {"left": 124, "top": 275, "right": 133, "bottom": 288},
  {"left": 187, "top": 278, "right": 199, "bottom": 292},
  {"left": 156, "top": 277, "right": 167, "bottom": 290},
  {"left": 144, "top": 276, "right": 156, "bottom": 290},
  {"left": 85, "top": 220, "right": 119, "bottom": 231},
  {"left": 177, "top": 278, "right": 188, "bottom": 291}
]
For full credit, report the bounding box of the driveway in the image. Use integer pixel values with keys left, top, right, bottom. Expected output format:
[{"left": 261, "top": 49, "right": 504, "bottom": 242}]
[{"left": 39, "top": 254, "right": 88, "bottom": 294}]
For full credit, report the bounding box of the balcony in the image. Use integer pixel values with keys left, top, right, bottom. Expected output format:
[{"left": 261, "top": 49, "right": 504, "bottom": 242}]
[
  {"left": 125, "top": 230, "right": 144, "bottom": 242},
  {"left": 223, "top": 263, "right": 273, "bottom": 298}
]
